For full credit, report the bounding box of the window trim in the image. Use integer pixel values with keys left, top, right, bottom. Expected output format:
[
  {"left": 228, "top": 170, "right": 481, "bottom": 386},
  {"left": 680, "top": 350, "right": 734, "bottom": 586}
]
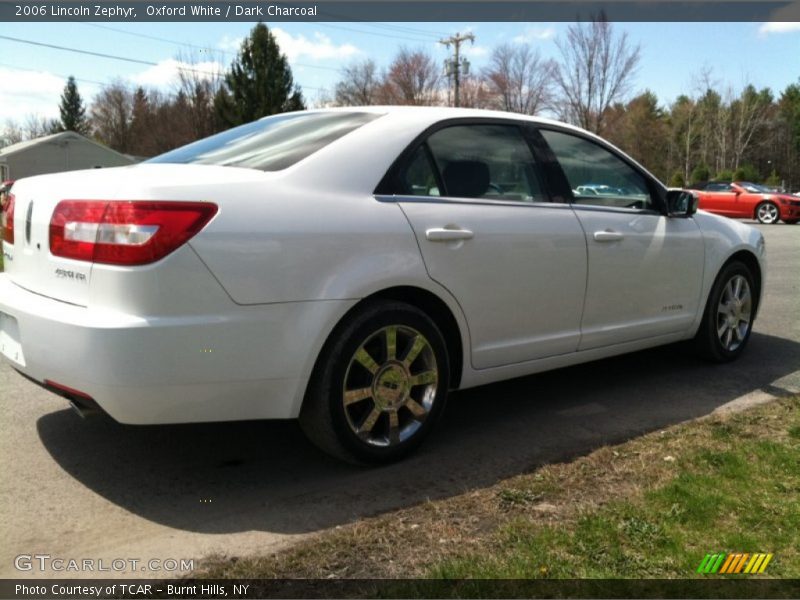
[
  {"left": 374, "top": 117, "right": 558, "bottom": 206},
  {"left": 533, "top": 124, "right": 668, "bottom": 216}
]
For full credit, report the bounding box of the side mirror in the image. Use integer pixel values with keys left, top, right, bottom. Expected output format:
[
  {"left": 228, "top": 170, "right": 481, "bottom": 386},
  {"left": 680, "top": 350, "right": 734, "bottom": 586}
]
[{"left": 666, "top": 189, "right": 699, "bottom": 217}]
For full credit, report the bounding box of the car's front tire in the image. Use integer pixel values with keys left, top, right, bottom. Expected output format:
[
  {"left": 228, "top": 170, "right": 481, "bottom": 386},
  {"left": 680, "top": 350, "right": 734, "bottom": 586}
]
[
  {"left": 300, "top": 300, "right": 450, "bottom": 464},
  {"left": 694, "top": 261, "right": 756, "bottom": 362},
  {"left": 755, "top": 201, "right": 780, "bottom": 224}
]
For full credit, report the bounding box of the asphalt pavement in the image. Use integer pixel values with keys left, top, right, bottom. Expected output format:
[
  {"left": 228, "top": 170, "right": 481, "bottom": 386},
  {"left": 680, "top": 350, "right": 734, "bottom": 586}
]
[{"left": 1, "top": 222, "right": 798, "bottom": 578}]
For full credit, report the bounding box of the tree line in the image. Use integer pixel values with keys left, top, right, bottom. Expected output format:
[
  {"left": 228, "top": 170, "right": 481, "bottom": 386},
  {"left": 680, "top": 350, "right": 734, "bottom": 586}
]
[{"left": 2, "top": 20, "right": 798, "bottom": 190}]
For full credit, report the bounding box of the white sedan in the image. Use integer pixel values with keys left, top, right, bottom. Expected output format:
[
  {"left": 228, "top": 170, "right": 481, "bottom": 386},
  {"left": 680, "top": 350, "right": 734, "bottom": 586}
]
[{"left": 0, "top": 107, "right": 766, "bottom": 463}]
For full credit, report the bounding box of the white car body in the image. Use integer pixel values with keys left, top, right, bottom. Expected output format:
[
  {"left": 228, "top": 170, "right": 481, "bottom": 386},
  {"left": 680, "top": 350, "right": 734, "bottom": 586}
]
[{"left": 0, "top": 107, "right": 766, "bottom": 427}]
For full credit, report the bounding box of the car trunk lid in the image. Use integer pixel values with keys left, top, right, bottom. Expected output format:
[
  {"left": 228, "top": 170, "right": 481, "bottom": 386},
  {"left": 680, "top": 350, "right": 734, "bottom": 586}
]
[{"left": 1, "top": 164, "right": 270, "bottom": 307}]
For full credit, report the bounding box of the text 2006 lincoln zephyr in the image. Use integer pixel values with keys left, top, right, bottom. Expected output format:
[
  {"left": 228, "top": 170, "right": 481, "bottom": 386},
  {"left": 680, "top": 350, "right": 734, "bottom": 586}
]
[{"left": 0, "top": 107, "right": 765, "bottom": 463}]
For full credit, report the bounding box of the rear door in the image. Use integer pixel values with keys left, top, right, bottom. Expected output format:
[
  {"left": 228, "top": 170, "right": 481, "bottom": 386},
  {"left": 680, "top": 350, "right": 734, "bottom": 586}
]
[
  {"left": 537, "top": 127, "right": 704, "bottom": 350},
  {"left": 378, "top": 121, "right": 587, "bottom": 369}
]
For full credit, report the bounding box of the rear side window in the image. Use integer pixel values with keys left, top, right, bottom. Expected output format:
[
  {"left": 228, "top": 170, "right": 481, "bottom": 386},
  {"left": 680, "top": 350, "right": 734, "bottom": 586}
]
[
  {"left": 540, "top": 129, "right": 655, "bottom": 211},
  {"left": 425, "top": 125, "right": 545, "bottom": 202},
  {"left": 148, "top": 111, "right": 381, "bottom": 172},
  {"left": 402, "top": 147, "right": 441, "bottom": 197}
]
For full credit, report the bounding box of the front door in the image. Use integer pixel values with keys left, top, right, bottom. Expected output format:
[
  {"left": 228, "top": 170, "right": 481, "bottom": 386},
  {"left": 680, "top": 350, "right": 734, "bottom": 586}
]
[{"left": 538, "top": 128, "right": 705, "bottom": 350}]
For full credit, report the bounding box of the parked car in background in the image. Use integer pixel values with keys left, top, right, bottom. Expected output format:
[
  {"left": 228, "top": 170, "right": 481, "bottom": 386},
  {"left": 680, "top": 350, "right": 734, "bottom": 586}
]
[
  {"left": 0, "top": 107, "right": 767, "bottom": 463},
  {"left": 574, "top": 183, "right": 628, "bottom": 197},
  {"left": 693, "top": 181, "right": 800, "bottom": 224}
]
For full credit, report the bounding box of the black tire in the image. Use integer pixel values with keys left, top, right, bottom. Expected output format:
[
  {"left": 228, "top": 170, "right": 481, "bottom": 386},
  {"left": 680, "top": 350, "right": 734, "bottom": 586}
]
[
  {"left": 299, "top": 300, "right": 450, "bottom": 464},
  {"left": 755, "top": 201, "right": 780, "bottom": 224},
  {"left": 694, "top": 261, "right": 756, "bottom": 362}
]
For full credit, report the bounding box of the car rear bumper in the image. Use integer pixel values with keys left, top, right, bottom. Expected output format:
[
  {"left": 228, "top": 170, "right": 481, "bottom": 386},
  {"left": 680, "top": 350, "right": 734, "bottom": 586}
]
[{"left": 0, "top": 274, "right": 355, "bottom": 424}]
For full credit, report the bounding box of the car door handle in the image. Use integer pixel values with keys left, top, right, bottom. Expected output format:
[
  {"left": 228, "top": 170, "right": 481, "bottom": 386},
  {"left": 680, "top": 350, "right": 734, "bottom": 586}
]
[
  {"left": 593, "top": 230, "right": 624, "bottom": 242},
  {"left": 425, "top": 228, "right": 474, "bottom": 242}
]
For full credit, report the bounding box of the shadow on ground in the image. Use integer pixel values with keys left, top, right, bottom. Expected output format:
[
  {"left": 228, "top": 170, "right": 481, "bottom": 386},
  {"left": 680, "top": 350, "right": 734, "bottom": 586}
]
[{"left": 37, "top": 331, "right": 800, "bottom": 536}]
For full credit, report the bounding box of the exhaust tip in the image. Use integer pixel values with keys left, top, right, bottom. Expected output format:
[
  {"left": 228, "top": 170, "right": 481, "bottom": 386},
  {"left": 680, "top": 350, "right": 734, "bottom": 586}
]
[{"left": 68, "top": 399, "right": 101, "bottom": 419}]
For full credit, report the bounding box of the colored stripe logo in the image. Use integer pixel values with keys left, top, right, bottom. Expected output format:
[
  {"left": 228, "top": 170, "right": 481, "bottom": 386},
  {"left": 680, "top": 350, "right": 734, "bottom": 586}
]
[{"left": 697, "top": 552, "right": 773, "bottom": 574}]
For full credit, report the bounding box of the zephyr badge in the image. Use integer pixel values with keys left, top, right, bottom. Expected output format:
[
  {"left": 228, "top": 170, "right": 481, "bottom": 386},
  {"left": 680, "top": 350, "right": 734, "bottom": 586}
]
[{"left": 25, "top": 201, "right": 33, "bottom": 245}]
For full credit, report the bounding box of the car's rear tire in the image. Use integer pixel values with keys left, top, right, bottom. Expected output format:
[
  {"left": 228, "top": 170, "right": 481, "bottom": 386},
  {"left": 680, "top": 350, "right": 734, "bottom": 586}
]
[
  {"left": 694, "top": 261, "right": 756, "bottom": 362},
  {"left": 300, "top": 300, "right": 450, "bottom": 464},
  {"left": 755, "top": 201, "right": 780, "bottom": 224}
]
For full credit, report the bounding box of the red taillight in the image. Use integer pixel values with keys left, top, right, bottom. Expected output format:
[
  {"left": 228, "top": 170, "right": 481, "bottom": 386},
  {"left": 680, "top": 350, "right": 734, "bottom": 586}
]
[
  {"left": 1, "top": 193, "right": 14, "bottom": 244},
  {"left": 49, "top": 200, "right": 218, "bottom": 266}
]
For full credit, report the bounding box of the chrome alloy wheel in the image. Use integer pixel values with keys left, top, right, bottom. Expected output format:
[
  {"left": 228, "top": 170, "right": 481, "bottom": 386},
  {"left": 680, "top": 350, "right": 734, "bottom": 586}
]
[
  {"left": 716, "top": 274, "right": 752, "bottom": 352},
  {"left": 757, "top": 203, "right": 779, "bottom": 224},
  {"left": 342, "top": 325, "right": 438, "bottom": 448}
]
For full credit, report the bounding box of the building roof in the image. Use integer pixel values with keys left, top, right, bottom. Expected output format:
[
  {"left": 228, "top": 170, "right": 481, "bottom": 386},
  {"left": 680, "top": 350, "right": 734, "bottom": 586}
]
[{"left": 0, "top": 131, "right": 131, "bottom": 161}]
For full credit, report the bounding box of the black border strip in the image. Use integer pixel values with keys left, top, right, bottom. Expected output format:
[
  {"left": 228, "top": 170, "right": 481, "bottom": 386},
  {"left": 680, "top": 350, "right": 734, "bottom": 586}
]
[
  {"left": 3, "top": 578, "right": 800, "bottom": 599},
  {"left": 2, "top": 1, "right": 800, "bottom": 22}
]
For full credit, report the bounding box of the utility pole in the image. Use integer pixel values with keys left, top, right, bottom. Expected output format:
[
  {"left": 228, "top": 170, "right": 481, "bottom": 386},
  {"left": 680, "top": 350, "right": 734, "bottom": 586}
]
[{"left": 439, "top": 32, "right": 474, "bottom": 108}]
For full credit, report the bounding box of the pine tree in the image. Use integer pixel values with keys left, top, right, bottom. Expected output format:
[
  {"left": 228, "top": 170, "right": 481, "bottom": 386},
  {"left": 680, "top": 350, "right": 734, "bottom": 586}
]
[
  {"left": 58, "top": 76, "right": 88, "bottom": 134},
  {"left": 214, "top": 23, "right": 305, "bottom": 127}
]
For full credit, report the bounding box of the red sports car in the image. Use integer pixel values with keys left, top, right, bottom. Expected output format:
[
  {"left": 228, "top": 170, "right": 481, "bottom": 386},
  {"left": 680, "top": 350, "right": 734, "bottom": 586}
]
[{"left": 694, "top": 181, "right": 800, "bottom": 224}]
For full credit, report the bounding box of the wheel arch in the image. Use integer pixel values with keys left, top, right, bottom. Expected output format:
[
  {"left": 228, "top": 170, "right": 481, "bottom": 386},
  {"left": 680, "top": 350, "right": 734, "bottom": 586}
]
[
  {"left": 303, "top": 286, "right": 465, "bottom": 406},
  {"left": 720, "top": 249, "right": 763, "bottom": 319},
  {"left": 369, "top": 286, "right": 464, "bottom": 390}
]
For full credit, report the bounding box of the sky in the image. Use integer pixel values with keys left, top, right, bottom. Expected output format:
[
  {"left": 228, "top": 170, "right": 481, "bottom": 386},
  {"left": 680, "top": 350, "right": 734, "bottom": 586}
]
[{"left": 1, "top": 21, "right": 799, "bottom": 125}]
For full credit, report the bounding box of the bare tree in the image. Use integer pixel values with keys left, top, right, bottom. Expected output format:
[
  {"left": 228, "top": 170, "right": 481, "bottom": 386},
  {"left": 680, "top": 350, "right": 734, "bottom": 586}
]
[
  {"left": 455, "top": 76, "right": 494, "bottom": 109},
  {"left": 1, "top": 120, "right": 24, "bottom": 146},
  {"left": 334, "top": 59, "right": 380, "bottom": 106},
  {"left": 174, "top": 50, "right": 225, "bottom": 138},
  {"left": 22, "top": 114, "right": 59, "bottom": 139},
  {"left": 377, "top": 48, "right": 441, "bottom": 106},
  {"left": 670, "top": 95, "right": 698, "bottom": 183},
  {"left": 554, "top": 16, "right": 641, "bottom": 133},
  {"left": 484, "top": 44, "right": 556, "bottom": 115},
  {"left": 731, "top": 84, "right": 773, "bottom": 170},
  {"left": 90, "top": 81, "right": 134, "bottom": 153}
]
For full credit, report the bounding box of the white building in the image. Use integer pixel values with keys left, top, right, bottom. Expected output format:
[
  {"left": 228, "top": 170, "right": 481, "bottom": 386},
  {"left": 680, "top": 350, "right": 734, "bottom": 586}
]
[{"left": 0, "top": 131, "right": 136, "bottom": 181}]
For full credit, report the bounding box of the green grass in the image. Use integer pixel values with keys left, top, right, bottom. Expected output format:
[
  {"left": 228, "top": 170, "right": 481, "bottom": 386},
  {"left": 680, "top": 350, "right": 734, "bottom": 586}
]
[
  {"left": 432, "top": 401, "right": 800, "bottom": 579},
  {"left": 196, "top": 396, "right": 800, "bottom": 583}
]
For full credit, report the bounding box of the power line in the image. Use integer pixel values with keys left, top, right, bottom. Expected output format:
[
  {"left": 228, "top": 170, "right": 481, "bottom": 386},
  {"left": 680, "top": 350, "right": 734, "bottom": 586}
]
[
  {"left": 353, "top": 22, "right": 451, "bottom": 38},
  {"left": 315, "top": 22, "right": 436, "bottom": 44},
  {"left": 84, "top": 23, "right": 233, "bottom": 55},
  {"left": 0, "top": 62, "right": 105, "bottom": 86},
  {"left": 0, "top": 34, "right": 222, "bottom": 76},
  {"left": 0, "top": 35, "right": 326, "bottom": 94},
  {"left": 81, "top": 23, "right": 344, "bottom": 73}
]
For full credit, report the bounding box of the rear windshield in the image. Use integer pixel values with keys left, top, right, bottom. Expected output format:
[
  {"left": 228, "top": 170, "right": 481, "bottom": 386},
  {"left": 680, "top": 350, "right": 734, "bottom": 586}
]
[{"left": 147, "top": 111, "right": 382, "bottom": 171}]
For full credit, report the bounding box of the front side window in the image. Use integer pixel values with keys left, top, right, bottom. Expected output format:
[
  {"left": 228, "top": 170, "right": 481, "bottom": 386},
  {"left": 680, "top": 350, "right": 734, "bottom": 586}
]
[
  {"left": 148, "top": 111, "right": 381, "bottom": 172},
  {"left": 540, "top": 129, "right": 656, "bottom": 211},
  {"left": 737, "top": 182, "right": 769, "bottom": 193},
  {"left": 402, "top": 124, "right": 544, "bottom": 202}
]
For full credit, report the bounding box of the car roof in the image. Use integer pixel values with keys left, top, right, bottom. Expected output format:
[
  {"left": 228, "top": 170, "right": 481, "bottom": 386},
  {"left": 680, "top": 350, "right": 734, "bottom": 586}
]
[
  {"left": 274, "top": 105, "right": 595, "bottom": 136},
  {"left": 264, "top": 106, "right": 665, "bottom": 196}
]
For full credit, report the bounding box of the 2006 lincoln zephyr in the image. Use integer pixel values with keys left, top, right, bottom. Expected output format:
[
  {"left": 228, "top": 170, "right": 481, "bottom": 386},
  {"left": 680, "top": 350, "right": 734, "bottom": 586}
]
[{"left": 0, "top": 107, "right": 766, "bottom": 463}]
